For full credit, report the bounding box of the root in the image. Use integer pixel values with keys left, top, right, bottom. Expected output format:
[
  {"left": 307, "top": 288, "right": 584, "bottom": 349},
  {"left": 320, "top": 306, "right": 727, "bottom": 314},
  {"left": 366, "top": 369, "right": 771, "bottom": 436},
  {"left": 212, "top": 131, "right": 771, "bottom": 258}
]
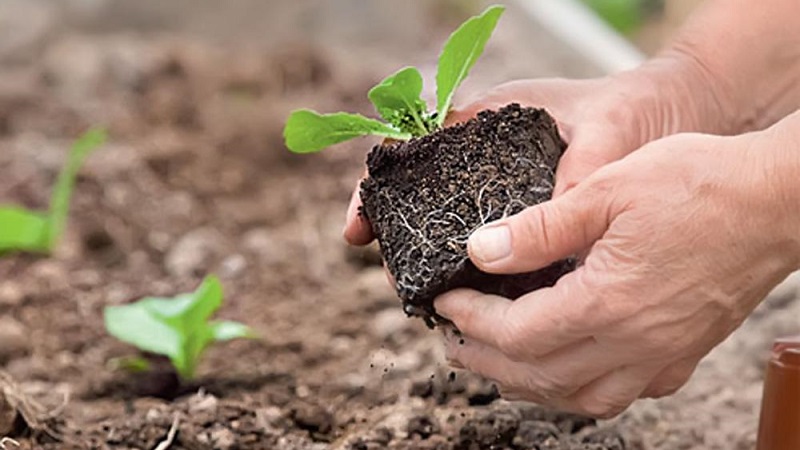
[
  {"left": 153, "top": 415, "right": 180, "bottom": 450},
  {"left": 0, "top": 438, "right": 19, "bottom": 450}
]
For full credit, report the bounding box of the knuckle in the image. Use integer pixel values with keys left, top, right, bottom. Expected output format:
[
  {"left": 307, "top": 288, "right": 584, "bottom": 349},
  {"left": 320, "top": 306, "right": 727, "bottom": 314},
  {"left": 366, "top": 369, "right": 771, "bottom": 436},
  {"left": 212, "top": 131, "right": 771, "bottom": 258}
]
[
  {"left": 496, "top": 308, "right": 532, "bottom": 360},
  {"left": 576, "top": 396, "right": 628, "bottom": 419},
  {"left": 526, "top": 368, "right": 575, "bottom": 399},
  {"left": 496, "top": 326, "right": 528, "bottom": 361},
  {"left": 513, "top": 203, "right": 560, "bottom": 262}
]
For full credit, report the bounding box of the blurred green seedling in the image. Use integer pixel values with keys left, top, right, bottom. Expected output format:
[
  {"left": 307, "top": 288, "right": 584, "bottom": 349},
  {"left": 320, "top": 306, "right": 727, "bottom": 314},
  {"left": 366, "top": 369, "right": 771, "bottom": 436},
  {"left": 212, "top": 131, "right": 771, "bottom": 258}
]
[
  {"left": 104, "top": 275, "right": 255, "bottom": 381},
  {"left": 283, "top": 5, "right": 504, "bottom": 153},
  {"left": 0, "top": 128, "right": 107, "bottom": 255}
]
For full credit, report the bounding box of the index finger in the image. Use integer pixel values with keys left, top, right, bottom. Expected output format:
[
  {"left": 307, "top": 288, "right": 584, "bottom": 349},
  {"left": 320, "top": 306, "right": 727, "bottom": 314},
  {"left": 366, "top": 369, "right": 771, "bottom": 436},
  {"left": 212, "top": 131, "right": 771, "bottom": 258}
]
[
  {"left": 434, "top": 267, "right": 606, "bottom": 360},
  {"left": 343, "top": 176, "right": 375, "bottom": 246}
]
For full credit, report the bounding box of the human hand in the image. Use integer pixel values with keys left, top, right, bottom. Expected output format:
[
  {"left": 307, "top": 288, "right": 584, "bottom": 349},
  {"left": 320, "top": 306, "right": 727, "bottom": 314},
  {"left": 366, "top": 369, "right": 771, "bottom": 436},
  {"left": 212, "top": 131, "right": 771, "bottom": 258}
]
[
  {"left": 435, "top": 128, "right": 800, "bottom": 418},
  {"left": 344, "top": 54, "right": 718, "bottom": 246}
]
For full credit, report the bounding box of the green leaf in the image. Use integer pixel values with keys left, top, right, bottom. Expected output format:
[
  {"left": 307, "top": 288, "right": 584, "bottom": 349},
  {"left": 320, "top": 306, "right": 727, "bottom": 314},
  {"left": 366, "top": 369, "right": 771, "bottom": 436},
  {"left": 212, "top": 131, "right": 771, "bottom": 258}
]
[
  {"left": 435, "top": 5, "right": 504, "bottom": 126},
  {"left": 180, "top": 275, "right": 224, "bottom": 329},
  {"left": 368, "top": 67, "right": 432, "bottom": 136},
  {"left": 283, "top": 109, "right": 411, "bottom": 153},
  {"left": 103, "top": 274, "right": 250, "bottom": 381},
  {"left": 46, "top": 127, "right": 107, "bottom": 249},
  {"left": 0, "top": 207, "right": 49, "bottom": 253},
  {"left": 104, "top": 301, "right": 184, "bottom": 359}
]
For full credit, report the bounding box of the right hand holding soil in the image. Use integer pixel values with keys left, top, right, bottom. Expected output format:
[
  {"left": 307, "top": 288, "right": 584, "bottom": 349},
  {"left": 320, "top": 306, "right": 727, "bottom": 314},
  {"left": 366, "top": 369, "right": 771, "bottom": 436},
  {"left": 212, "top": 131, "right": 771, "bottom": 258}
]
[{"left": 434, "top": 114, "right": 800, "bottom": 418}]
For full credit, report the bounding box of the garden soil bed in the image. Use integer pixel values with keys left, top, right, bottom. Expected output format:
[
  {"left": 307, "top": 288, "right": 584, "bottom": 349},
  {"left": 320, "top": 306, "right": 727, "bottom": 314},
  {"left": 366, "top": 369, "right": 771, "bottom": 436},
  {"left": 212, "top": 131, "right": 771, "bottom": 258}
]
[{"left": 0, "top": 2, "right": 798, "bottom": 449}]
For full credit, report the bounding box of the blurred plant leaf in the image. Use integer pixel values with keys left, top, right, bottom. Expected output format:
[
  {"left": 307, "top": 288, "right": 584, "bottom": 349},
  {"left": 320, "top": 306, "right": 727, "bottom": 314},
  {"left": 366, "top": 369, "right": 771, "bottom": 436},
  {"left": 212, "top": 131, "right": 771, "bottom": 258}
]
[
  {"left": 45, "top": 127, "right": 107, "bottom": 249},
  {"left": 104, "top": 275, "right": 254, "bottom": 380},
  {"left": 0, "top": 207, "right": 49, "bottom": 254},
  {"left": 0, "top": 128, "right": 105, "bottom": 256}
]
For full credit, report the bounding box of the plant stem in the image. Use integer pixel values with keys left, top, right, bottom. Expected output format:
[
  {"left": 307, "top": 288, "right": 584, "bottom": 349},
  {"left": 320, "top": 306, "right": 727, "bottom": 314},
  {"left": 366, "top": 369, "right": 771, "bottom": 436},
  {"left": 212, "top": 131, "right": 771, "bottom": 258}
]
[{"left": 45, "top": 128, "right": 106, "bottom": 250}]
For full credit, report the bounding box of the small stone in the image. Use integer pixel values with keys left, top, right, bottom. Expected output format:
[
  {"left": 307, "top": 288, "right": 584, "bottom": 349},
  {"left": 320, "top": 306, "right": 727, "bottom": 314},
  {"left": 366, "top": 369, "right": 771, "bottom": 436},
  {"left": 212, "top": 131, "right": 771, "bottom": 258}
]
[
  {"left": 164, "top": 227, "right": 224, "bottom": 277},
  {"left": 291, "top": 401, "right": 333, "bottom": 437},
  {"left": 255, "top": 406, "right": 283, "bottom": 429},
  {"left": 242, "top": 228, "right": 284, "bottom": 264},
  {"left": 220, "top": 254, "right": 247, "bottom": 278},
  {"left": 208, "top": 426, "right": 236, "bottom": 450},
  {"left": 295, "top": 385, "right": 310, "bottom": 398},
  {"left": 0, "top": 317, "right": 29, "bottom": 362},
  {"left": 0, "top": 282, "right": 24, "bottom": 306},
  {"left": 187, "top": 392, "right": 218, "bottom": 413}
]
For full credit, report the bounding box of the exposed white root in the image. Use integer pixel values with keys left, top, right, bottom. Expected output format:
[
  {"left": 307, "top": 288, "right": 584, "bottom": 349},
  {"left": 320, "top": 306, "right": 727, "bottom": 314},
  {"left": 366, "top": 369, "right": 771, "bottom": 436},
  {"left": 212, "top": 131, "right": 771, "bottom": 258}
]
[
  {"left": 0, "top": 438, "right": 20, "bottom": 450},
  {"left": 153, "top": 415, "right": 180, "bottom": 450}
]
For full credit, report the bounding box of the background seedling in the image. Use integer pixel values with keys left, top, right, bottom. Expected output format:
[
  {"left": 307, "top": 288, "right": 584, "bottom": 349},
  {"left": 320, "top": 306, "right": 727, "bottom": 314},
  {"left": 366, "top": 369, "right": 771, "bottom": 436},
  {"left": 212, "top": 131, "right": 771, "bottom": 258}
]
[
  {"left": 104, "top": 275, "right": 254, "bottom": 381},
  {"left": 0, "top": 128, "right": 107, "bottom": 255},
  {"left": 283, "top": 5, "right": 504, "bottom": 153}
]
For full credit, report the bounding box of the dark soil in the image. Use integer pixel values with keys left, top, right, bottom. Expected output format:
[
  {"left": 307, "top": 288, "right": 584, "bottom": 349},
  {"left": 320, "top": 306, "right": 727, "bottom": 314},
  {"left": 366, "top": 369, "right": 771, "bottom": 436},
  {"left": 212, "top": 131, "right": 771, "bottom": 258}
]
[{"left": 361, "top": 104, "right": 575, "bottom": 323}]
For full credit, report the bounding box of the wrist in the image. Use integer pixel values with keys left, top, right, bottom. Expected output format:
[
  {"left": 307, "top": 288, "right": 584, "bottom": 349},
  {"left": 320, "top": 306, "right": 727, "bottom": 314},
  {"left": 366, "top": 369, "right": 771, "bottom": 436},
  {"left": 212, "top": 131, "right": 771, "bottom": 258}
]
[{"left": 605, "top": 51, "right": 735, "bottom": 144}]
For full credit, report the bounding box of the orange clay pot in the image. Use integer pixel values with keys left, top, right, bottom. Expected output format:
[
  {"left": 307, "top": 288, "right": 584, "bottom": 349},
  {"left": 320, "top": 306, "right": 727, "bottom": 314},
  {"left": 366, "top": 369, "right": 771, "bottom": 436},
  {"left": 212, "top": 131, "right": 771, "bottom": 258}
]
[{"left": 756, "top": 335, "right": 800, "bottom": 450}]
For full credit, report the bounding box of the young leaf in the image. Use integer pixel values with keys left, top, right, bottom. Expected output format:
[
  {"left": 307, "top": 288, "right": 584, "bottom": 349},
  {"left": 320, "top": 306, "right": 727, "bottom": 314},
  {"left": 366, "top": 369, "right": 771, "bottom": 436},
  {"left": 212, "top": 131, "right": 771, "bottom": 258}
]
[
  {"left": 435, "top": 5, "right": 504, "bottom": 126},
  {"left": 0, "top": 207, "right": 49, "bottom": 254},
  {"left": 45, "top": 127, "right": 107, "bottom": 249},
  {"left": 368, "top": 67, "right": 432, "bottom": 136},
  {"left": 104, "top": 275, "right": 253, "bottom": 380},
  {"left": 284, "top": 109, "right": 411, "bottom": 154}
]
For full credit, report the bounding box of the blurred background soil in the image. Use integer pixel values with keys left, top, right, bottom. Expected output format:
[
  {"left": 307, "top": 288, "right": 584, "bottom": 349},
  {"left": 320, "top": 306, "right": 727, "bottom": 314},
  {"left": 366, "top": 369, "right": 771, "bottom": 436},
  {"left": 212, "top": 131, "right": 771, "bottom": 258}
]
[{"left": 0, "top": 0, "right": 797, "bottom": 449}]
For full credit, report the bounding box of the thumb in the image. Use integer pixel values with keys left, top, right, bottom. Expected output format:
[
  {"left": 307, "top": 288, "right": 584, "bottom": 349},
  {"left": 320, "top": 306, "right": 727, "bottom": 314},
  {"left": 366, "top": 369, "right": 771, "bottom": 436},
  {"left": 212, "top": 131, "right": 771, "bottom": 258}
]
[{"left": 467, "top": 179, "right": 617, "bottom": 274}]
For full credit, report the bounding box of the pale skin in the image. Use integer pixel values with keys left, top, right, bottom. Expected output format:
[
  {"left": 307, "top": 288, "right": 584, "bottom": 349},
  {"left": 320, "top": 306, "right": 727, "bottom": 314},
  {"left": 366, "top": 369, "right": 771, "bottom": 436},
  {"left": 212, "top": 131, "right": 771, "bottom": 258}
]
[{"left": 344, "top": 0, "right": 800, "bottom": 417}]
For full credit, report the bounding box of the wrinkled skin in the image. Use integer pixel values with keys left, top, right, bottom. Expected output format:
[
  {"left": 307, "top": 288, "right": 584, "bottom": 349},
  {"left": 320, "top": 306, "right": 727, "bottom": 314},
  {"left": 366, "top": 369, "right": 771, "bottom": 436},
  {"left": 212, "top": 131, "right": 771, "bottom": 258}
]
[{"left": 436, "top": 124, "right": 800, "bottom": 418}]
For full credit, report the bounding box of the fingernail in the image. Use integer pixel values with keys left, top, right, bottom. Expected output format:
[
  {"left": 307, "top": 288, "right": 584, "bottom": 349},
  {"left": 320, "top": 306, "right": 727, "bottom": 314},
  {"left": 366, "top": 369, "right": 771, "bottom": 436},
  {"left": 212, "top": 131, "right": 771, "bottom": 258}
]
[{"left": 469, "top": 225, "right": 511, "bottom": 263}]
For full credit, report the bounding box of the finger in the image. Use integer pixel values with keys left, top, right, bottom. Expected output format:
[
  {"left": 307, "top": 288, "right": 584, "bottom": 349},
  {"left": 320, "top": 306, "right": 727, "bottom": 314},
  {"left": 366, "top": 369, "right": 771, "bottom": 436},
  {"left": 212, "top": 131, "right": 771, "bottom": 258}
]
[
  {"left": 553, "top": 129, "right": 622, "bottom": 197},
  {"left": 640, "top": 356, "right": 699, "bottom": 399},
  {"left": 383, "top": 261, "right": 397, "bottom": 289},
  {"left": 553, "top": 364, "right": 660, "bottom": 419},
  {"left": 443, "top": 334, "right": 533, "bottom": 390},
  {"left": 445, "top": 333, "right": 627, "bottom": 400},
  {"left": 343, "top": 178, "right": 374, "bottom": 245},
  {"left": 435, "top": 271, "right": 604, "bottom": 360},
  {"left": 467, "top": 177, "right": 616, "bottom": 274}
]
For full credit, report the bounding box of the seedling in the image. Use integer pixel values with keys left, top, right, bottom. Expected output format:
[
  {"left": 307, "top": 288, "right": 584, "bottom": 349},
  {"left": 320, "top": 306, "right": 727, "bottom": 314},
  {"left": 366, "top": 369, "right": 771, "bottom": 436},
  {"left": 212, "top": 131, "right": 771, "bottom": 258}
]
[
  {"left": 283, "top": 5, "right": 504, "bottom": 153},
  {"left": 104, "top": 275, "right": 254, "bottom": 381},
  {"left": 0, "top": 128, "right": 107, "bottom": 255}
]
